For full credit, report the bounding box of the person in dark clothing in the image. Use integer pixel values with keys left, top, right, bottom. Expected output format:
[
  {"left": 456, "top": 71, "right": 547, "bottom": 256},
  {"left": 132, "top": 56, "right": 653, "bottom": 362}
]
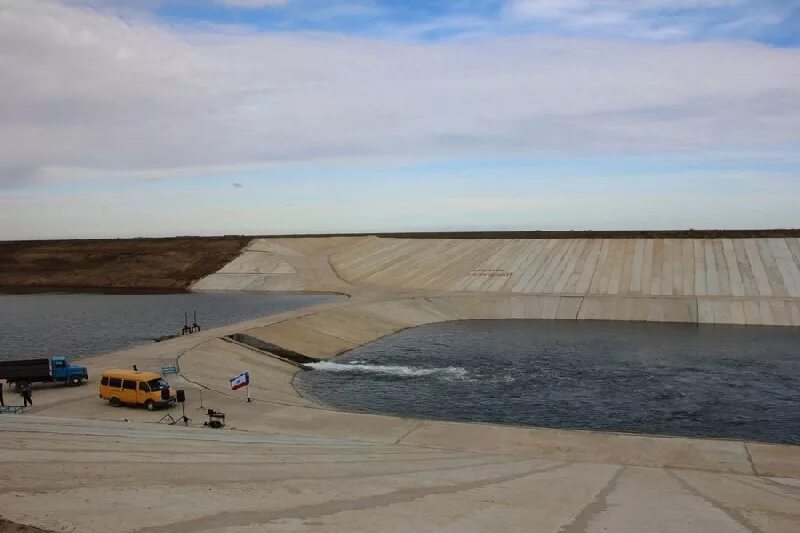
[
  {"left": 0, "top": 380, "right": 4, "bottom": 407},
  {"left": 20, "top": 383, "right": 32, "bottom": 407}
]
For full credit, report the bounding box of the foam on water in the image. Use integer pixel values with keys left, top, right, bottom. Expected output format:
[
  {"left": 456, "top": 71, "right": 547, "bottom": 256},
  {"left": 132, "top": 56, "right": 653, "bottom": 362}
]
[{"left": 307, "top": 361, "right": 469, "bottom": 380}]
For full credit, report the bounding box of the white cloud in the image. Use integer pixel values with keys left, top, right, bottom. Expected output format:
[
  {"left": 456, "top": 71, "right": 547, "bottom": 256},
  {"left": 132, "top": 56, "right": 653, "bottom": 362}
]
[
  {"left": 1, "top": 0, "right": 799, "bottom": 189},
  {"left": 503, "top": 0, "right": 785, "bottom": 40},
  {"left": 507, "top": 0, "right": 751, "bottom": 21}
]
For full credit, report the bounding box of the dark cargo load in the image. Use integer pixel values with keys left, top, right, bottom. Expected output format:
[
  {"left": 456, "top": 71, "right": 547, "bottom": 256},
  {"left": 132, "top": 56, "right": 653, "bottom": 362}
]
[{"left": 0, "top": 358, "right": 50, "bottom": 381}]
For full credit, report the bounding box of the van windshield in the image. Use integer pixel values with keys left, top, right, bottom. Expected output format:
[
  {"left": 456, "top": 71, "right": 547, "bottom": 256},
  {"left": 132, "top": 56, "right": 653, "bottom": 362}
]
[{"left": 147, "top": 378, "right": 169, "bottom": 391}]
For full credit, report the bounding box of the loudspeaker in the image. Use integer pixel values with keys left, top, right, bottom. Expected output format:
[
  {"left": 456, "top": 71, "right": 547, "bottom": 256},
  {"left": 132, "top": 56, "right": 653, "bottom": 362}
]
[
  {"left": 160, "top": 388, "right": 170, "bottom": 401},
  {"left": 176, "top": 390, "right": 186, "bottom": 403}
]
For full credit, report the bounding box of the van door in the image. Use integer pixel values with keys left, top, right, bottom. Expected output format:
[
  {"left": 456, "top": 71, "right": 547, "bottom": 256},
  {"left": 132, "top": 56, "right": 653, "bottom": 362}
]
[
  {"left": 137, "top": 381, "right": 151, "bottom": 405},
  {"left": 121, "top": 380, "right": 137, "bottom": 404},
  {"left": 106, "top": 377, "right": 123, "bottom": 401}
]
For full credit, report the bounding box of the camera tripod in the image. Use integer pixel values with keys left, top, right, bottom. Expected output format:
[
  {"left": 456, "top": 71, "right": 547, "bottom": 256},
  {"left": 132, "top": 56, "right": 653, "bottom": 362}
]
[
  {"left": 171, "top": 402, "right": 191, "bottom": 426},
  {"left": 155, "top": 402, "right": 191, "bottom": 426}
]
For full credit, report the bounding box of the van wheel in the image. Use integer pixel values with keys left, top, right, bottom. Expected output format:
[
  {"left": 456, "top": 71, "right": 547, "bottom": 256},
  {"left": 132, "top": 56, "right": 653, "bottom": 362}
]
[
  {"left": 144, "top": 400, "right": 156, "bottom": 411},
  {"left": 69, "top": 376, "right": 82, "bottom": 386},
  {"left": 110, "top": 397, "right": 121, "bottom": 407}
]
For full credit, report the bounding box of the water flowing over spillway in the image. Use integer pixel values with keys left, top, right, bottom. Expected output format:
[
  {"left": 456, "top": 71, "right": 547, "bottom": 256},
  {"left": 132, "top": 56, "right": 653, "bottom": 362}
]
[{"left": 295, "top": 319, "right": 800, "bottom": 444}]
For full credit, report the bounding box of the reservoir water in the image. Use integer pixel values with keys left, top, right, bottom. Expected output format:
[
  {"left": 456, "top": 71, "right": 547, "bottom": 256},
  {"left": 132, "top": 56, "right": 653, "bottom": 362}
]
[
  {"left": 0, "top": 292, "right": 341, "bottom": 361},
  {"left": 296, "top": 320, "right": 800, "bottom": 444}
]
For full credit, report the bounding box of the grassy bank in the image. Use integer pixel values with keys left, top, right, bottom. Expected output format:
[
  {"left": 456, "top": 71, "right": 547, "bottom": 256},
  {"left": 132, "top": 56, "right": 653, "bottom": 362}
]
[{"left": 0, "top": 237, "right": 250, "bottom": 292}]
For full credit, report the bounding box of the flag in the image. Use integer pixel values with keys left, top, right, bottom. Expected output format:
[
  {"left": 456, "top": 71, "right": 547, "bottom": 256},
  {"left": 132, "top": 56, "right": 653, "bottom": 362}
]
[{"left": 229, "top": 371, "right": 249, "bottom": 391}]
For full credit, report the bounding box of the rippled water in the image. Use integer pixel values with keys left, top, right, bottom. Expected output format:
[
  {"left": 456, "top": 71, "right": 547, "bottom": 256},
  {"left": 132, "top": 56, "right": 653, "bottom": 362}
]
[
  {"left": 295, "top": 320, "right": 800, "bottom": 444},
  {"left": 0, "top": 292, "right": 341, "bottom": 361}
]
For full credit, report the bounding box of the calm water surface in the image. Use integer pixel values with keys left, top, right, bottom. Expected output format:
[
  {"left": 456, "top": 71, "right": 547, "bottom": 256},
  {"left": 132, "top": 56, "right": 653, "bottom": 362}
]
[
  {"left": 0, "top": 292, "right": 341, "bottom": 361},
  {"left": 296, "top": 320, "right": 800, "bottom": 444}
]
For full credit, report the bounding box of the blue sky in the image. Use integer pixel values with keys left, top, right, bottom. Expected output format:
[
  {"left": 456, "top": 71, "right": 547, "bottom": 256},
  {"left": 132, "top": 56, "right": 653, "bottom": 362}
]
[
  {"left": 1, "top": 0, "right": 799, "bottom": 238},
  {"left": 154, "top": 1, "right": 800, "bottom": 44}
]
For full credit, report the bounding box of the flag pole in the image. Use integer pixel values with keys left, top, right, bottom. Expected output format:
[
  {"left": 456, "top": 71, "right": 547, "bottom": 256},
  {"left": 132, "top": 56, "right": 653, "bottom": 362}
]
[{"left": 246, "top": 370, "right": 251, "bottom": 403}]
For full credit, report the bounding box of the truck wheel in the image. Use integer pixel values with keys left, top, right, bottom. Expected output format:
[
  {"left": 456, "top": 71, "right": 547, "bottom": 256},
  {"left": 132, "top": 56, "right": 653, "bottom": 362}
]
[
  {"left": 144, "top": 400, "right": 156, "bottom": 411},
  {"left": 110, "top": 397, "right": 121, "bottom": 407},
  {"left": 69, "top": 376, "right": 82, "bottom": 386}
]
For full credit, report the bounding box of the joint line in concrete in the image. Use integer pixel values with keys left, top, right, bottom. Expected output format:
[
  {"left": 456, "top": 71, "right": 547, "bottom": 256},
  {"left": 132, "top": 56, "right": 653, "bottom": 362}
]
[
  {"left": 393, "top": 421, "right": 425, "bottom": 445},
  {"left": 557, "top": 465, "right": 624, "bottom": 533},
  {"left": 667, "top": 470, "right": 762, "bottom": 533},
  {"left": 743, "top": 442, "right": 758, "bottom": 476}
]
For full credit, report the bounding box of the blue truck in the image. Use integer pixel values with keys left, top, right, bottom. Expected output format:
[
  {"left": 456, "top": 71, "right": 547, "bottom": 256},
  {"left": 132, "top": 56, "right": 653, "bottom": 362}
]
[{"left": 0, "top": 355, "right": 88, "bottom": 391}]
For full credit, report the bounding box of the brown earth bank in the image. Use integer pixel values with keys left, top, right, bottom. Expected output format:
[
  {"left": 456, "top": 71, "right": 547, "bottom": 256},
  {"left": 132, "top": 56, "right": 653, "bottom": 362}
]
[{"left": 0, "top": 237, "right": 250, "bottom": 292}]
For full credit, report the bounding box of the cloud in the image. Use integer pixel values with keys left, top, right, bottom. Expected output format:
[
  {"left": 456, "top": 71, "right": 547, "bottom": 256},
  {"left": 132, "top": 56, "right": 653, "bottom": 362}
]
[
  {"left": 504, "top": 0, "right": 791, "bottom": 40},
  {"left": 0, "top": 0, "right": 799, "bottom": 189}
]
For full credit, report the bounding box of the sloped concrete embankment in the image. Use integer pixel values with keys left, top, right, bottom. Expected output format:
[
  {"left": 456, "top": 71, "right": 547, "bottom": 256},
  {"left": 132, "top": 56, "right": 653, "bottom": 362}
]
[{"left": 193, "top": 236, "right": 800, "bottom": 326}]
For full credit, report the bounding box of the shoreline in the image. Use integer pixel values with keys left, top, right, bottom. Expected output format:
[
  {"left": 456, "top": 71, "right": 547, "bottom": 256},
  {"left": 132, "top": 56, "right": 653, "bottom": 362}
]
[
  {"left": 0, "top": 286, "right": 188, "bottom": 295},
  {"left": 4, "top": 292, "right": 800, "bottom": 531}
]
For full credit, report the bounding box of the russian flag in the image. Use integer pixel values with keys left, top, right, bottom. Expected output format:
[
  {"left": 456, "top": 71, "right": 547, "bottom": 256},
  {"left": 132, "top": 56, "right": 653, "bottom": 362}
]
[{"left": 229, "top": 371, "right": 249, "bottom": 391}]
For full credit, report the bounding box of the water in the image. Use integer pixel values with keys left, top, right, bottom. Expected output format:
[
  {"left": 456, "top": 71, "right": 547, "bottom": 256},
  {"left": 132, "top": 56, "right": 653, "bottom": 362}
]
[
  {"left": 0, "top": 292, "right": 341, "bottom": 361},
  {"left": 295, "top": 320, "right": 800, "bottom": 444}
]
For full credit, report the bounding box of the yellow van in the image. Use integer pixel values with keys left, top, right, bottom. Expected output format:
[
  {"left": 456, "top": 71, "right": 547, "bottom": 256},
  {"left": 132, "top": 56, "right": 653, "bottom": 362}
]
[{"left": 99, "top": 370, "right": 176, "bottom": 411}]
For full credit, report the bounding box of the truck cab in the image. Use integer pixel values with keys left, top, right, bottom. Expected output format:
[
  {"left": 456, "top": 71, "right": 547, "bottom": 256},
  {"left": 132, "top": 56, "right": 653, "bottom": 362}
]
[{"left": 51, "top": 355, "right": 89, "bottom": 386}]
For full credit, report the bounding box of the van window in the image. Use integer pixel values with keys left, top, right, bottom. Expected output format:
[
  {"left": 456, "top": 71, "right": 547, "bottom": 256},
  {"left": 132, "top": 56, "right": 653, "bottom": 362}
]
[
  {"left": 101, "top": 376, "right": 109, "bottom": 386},
  {"left": 138, "top": 382, "right": 150, "bottom": 392},
  {"left": 147, "top": 378, "right": 169, "bottom": 391},
  {"left": 122, "top": 380, "right": 136, "bottom": 390},
  {"left": 108, "top": 377, "right": 122, "bottom": 388}
]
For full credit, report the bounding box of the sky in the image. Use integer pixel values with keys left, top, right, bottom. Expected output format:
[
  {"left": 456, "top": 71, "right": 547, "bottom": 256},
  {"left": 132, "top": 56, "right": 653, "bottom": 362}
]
[{"left": 1, "top": 0, "right": 799, "bottom": 239}]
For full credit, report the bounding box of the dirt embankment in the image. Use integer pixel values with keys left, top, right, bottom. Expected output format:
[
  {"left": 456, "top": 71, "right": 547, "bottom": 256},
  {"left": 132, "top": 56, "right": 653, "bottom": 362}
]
[{"left": 0, "top": 237, "right": 250, "bottom": 292}]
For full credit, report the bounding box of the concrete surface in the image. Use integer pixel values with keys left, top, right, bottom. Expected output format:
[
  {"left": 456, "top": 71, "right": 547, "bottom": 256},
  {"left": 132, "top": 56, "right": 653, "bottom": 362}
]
[
  {"left": 3, "top": 414, "right": 799, "bottom": 533},
  {"left": 2, "top": 293, "right": 798, "bottom": 532},
  {"left": 3, "top": 236, "right": 799, "bottom": 531},
  {"left": 194, "top": 236, "right": 800, "bottom": 326}
]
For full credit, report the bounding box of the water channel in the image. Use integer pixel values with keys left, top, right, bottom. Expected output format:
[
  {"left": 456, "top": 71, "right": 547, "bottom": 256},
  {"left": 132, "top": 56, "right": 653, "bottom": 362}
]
[{"left": 296, "top": 319, "right": 800, "bottom": 444}]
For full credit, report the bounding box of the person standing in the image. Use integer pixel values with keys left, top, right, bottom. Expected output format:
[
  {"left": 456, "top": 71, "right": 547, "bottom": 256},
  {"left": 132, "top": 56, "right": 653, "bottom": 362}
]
[
  {"left": 0, "top": 380, "right": 4, "bottom": 407},
  {"left": 20, "top": 382, "right": 32, "bottom": 407}
]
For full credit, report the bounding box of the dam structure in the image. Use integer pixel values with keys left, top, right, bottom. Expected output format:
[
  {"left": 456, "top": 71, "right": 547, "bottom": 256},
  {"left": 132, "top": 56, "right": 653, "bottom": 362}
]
[
  {"left": 192, "top": 235, "right": 800, "bottom": 361},
  {"left": 3, "top": 233, "right": 800, "bottom": 532}
]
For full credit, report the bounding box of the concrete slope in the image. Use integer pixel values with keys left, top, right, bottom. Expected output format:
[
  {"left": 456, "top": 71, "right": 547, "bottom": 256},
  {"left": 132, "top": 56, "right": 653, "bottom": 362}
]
[
  {"left": 192, "top": 236, "right": 800, "bottom": 326},
  {"left": 3, "top": 414, "right": 799, "bottom": 532},
  {"left": 331, "top": 237, "right": 800, "bottom": 298},
  {"left": 192, "top": 237, "right": 358, "bottom": 294}
]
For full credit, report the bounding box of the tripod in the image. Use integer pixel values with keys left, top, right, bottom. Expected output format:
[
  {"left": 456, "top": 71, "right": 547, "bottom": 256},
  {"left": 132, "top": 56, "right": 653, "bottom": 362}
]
[
  {"left": 172, "top": 402, "right": 192, "bottom": 426},
  {"left": 156, "top": 412, "right": 176, "bottom": 424}
]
